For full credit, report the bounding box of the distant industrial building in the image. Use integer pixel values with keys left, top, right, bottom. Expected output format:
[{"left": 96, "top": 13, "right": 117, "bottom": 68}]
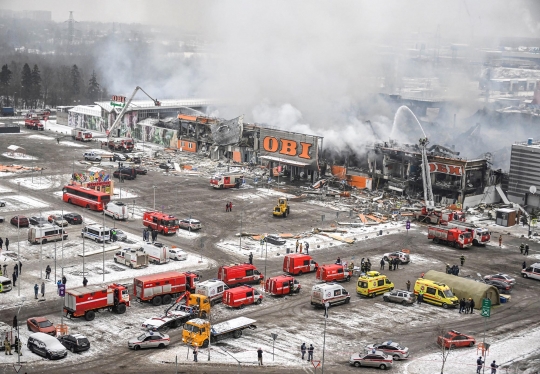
[{"left": 508, "top": 139, "right": 540, "bottom": 209}]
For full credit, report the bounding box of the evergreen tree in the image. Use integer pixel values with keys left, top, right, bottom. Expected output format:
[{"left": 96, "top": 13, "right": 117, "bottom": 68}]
[
  {"left": 71, "top": 64, "right": 81, "bottom": 101},
  {"left": 87, "top": 70, "right": 101, "bottom": 103},
  {"left": 20, "top": 63, "right": 33, "bottom": 108},
  {"left": 31, "top": 64, "right": 42, "bottom": 108},
  {"left": 0, "top": 64, "right": 12, "bottom": 106}
]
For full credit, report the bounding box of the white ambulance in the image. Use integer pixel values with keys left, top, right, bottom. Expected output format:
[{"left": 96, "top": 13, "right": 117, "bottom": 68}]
[
  {"left": 310, "top": 283, "right": 350, "bottom": 308},
  {"left": 28, "top": 224, "right": 68, "bottom": 244},
  {"left": 195, "top": 279, "right": 229, "bottom": 306},
  {"left": 141, "top": 242, "right": 170, "bottom": 265},
  {"left": 104, "top": 201, "right": 129, "bottom": 220}
]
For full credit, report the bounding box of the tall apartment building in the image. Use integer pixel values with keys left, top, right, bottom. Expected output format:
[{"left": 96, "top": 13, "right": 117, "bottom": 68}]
[{"left": 508, "top": 139, "right": 540, "bottom": 209}]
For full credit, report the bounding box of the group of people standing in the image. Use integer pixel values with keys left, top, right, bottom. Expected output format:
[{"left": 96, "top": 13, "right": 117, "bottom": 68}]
[
  {"left": 143, "top": 228, "right": 158, "bottom": 242},
  {"left": 459, "top": 297, "right": 475, "bottom": 314},
  {"left": 300, "top": 343, "right": 315, "bottom": 361},
  {"left": 295, "top": 240, "right": 309, "bottom": 254},
  {"left": 0, "top": 237, "right": 10, "bottom": 253}
]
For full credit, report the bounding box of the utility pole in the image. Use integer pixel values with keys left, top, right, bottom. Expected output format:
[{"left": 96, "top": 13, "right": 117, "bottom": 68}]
[{"left": 322, "top": 302, "right": 329, "bottom": 374}]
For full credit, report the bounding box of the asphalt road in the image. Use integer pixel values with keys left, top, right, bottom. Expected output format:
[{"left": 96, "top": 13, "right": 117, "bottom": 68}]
[{"left": 1, "top": 123, "right": 539, "bottom": 374}]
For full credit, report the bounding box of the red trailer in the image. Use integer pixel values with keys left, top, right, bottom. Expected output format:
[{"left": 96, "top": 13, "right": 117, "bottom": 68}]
[
  {"left": 63, "top": 284, "right": 130, "bottom": 321},
  {"left": 134, "top": 271, "right": 200, "bottom": 306},
  {"left": 142, "top": 211, "right": 179, "bottom": 235},
  {"left": 218, "top": 264, "right": 264, "bottom": 287},
  {"left": 316, "top": 264, "right": 352, "bottom": 282},
  {"left": 427, "top": 226, "right": 472, "bottom": 249},
  {"left": 222, "top": 285, "right": 263, "bottom": 308},
  {"left": 265, "top": 275, "right": 301, "bottom": 296},
  {"left": 283, "top": 254, "right": 318, "bottom": 275}
]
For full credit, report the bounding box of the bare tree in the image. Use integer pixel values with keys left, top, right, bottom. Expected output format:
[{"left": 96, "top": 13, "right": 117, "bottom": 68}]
[{"left": 436, "top": 326, "right": 454, "bottom": 374}]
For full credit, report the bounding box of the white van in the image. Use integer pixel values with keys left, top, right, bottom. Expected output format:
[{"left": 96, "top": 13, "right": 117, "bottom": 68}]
[
  {"left": 28, "top": 224, "right": 68, "bottom": 244},
  {"left": 81, "top": 224, "right": 110, "bottom": 243},
  {"left": 104, "top": 201, "right": 128, "bottom": 220},
  {"left": 310, "top": 282, "right": 350, "bottom": 308},
  {"left": 141, "top": 242, "right": 170, "bottom": 264},
  {"left": 114, "top": 248, "right": 149, "bottom": 268},
  {"left": 83, "top": 152, "right": 102, "bottom": 162},
  {"left": 168, "top": 248, "right": 187, "bottom": 261},
  {"left": 28, "top": 332, "right": 68, "bottom": 360},
  {"left": 195, "top": 279, "right": 229, "bottom": 306},
  {"left": 522, "top": 263, "right": 540, "bottom": 281},
  {"left": 0, "top": 276, "right": 12, "bottom": 293}
]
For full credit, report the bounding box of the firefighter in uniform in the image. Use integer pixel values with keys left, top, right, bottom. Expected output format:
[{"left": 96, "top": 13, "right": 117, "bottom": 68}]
[
  {"left": 4, "top": 337, "right": 12, "bottom": 355},
  {"left": 460, "top": 255, "right": 465, "bottom": 266},
  {"left": 520, "top": 243, "right": 525, "bottom": 254}
]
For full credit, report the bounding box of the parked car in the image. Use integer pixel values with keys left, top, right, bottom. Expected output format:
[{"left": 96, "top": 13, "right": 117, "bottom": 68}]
[
  {"left": 58, "top": 333, "right": 90, "bottom": 353},
  {"left": 134, "top": 166, "right": 147, "bottom": 175},
  {"left": 29, "top": 216, "right": 48, "bottom": 226},
  {"left": 128, "top": 331, "right": 170, "bottom": 350},
  {"left": 382, "top": 251, "right": 410, "bottom": 264},
  {"left": 28, "top": 332, "right": 67, "bottom": 360},
  {"left": 10, "top": 215, "right": 29, "bottom": 227},
  {"left": 168, "top": 248, "right": 187, "bottom": 261},
  {"left": 349, "top": 351, "right": 393, "bottom": 369},
  {"left": 264, "top": 234, "right": 286, "bottom": 245},
  {"left": 27, "top": 317, "right": 56, "bottom": 336},
  {"left": 179, "top": 218, "right": 202, "bottom": 231},
  {"left": 0, "top": 200, "right": 6, "bottom": 207},
  {"left": 63, "top": 213, "right": 83, "bottom": 225},
  {"left": 437, "top": 330, "right": 476, "bottom": 349},
  {"left": 484, "top": 273, "right": 516, "bottom": 286},
  {"left": 112, "top": 153, "right": 126, "bottom": 161},
  {"left": 113, "top": 169, "right": 136, "bottom": 180},
  {"left": 382, "top": 290, "right": 416, "bottom": 305},
  {"left": 158, "top": 163, "right": 172, "bottom": 170},
  {"left": 365, "top": 341, "right": 409, "bottom": 360},
  {"left": 83, "top": 152, "right": 102, "bottom": 162},
  {"left": 48, "top": 214, "right": 68, "bottom": 227},
  {"left": 482, "top": 279, "right": 513, "bottom": 293},
  {"left": 114, "top": 229, "right": 127, "bottom": 242}
]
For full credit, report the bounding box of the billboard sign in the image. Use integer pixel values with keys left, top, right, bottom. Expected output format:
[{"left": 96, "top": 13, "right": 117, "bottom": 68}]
[
  {"left": 428, "top": 162, "right": 463, "bottom": 176},
  {"left": 259, "top": 128, "right": 319, "bottom": 168}
]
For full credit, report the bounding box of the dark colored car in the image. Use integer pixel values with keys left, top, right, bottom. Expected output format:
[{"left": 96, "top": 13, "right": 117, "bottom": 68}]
[
  {"left": 134, "top": 166, "right": 148, "bottom": 175},
  {"left": 58, "top": 333, "right": 91, "bottom": 353},
  {"left": 159, "top": 163, "right": 172, "bottom": 170},
  {"left": 264, "top": 234, "right": 286, "bottom": 245},
  {"left": 483, "top": 279, "right": 513, "bottom": 293},
  {"left": 27, "top": 317, "right": 56, "bottom": 336},
  {"left": 63, "top": 213, "right": 83, "bottom": 225},
  {"left": 437, "top": 330, "right": 475, "bottom": 349},
  {"left": 113, "top": 168, "right": 136, "bottom": 180},
  {"left": 10, "top": 215, "right": 29, "bottom": 227},
  {"left": 29, "top": 216, "right": 48, "bottom": 226}
]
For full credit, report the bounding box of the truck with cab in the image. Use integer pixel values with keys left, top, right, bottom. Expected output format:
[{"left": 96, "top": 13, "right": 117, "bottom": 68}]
[
  {"left": 114, "top": 248, "right": 149, "bottom": 268},
  {"left": 223, "top": 285, "right": 263, "bottom": 308},
  {"left": 218, "top": 263, "right": 264, "bottom": 287},
  {"left": 265, "top": 275, "right": 300, "bottom": 296},
  {"left": 64, "top": 283, "right": 130, "bottom": 321},
  {"left": 71, "top": 128, "right": 93, "bottom": 142},
  {"left": 356, "top": 271, "right": 394, "bottom": 297},
  {"left": 133, "top": 271, "right": 200, "bottom": 306},
  {"left": 316, "top": 264, "right": 353, "bottom": 282},
  {"left": 141, "top": 292, "right": 210, "bottom": 330},
  {"left": 182, "top": 317, "right": 257, "bottom": 347},
  {"left": 210, "top": 172, "right": 244, "bottom": 189},
  {"left": 283, "top": 254, "right": 318, "bottom": 275},
  {"left": 143, "top": 211, "right": 179, "bottom": 235},
  {"left": 428, "top": 226, "right": 472, "bottom": 249},
  {"left": 311, "top": 283, "right": 350, "bottom": 308}
]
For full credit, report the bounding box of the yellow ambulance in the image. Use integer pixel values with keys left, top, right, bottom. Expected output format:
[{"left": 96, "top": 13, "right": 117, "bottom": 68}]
[
  {"left": 356, "top": 271, "right": 394, "bottom": 297},
  {"left": 414, "top": 279, "right": 459, "bottom": 308}
]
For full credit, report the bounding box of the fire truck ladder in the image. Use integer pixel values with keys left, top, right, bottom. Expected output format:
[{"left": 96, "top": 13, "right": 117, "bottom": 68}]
[{"left": 419, "top": 137, "right": 435, "bottom": 210}]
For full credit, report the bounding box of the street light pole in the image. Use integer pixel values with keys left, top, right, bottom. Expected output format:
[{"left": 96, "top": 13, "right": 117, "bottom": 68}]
[
  {"left": 264, "top": 238, "right": 268, "bottom": 282},
  {"left": 17, "top": 201, "right": 20, "bottom": 296},
  {"left": 39, "top": 210, "right": 43, "bottom": 279},
  {"left": 153, "top": 186, "right": 157, "bottom": 210},
  {"left": 322, "top": 302, "right": 329, "bottom": 374}
]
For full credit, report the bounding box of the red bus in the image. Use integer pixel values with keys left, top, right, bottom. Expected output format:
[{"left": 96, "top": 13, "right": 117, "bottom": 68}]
[{"left": 62, "top": 185, "right": 111, "bottom": 211}]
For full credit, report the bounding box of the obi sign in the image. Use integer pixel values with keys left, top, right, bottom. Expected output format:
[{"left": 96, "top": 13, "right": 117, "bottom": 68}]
[
  {"left": 428, "top": 162, "right": 463, "bottom": 176},
  {"left": 259, "top": 128, "right": 319, "bottom": 168}
]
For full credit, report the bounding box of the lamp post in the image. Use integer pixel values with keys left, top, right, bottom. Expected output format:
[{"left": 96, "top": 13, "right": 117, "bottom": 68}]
[
  {"left": 39, "top": 210, "right": 43, "bottom": 279},
  {"left": 264, "top": 236, "right": 268, "bottom": 281},
  {"left": 322, "top": 301, "right": 329, "bottom": 374},
  {"left": 16, "top": 297, "right": 25, "bottom": 366},
  {"left": 153, "top": 186, "right": 157, "bottom": 210}
]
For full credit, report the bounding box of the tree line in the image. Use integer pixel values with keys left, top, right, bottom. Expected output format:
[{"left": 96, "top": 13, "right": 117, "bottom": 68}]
[{"left": 0, "top": 60, "right": 106, "bottom": 109}]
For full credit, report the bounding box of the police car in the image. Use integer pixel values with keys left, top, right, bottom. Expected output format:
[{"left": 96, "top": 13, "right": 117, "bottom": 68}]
[
  {"left": 128, "top": 331, "right": 170, "bottom": 350},
  {"left": 382, "top": 251, "right": 410, "bottom": 264},
  {"left": 365, "top": 341, "right": 409, "bottom": 360}
]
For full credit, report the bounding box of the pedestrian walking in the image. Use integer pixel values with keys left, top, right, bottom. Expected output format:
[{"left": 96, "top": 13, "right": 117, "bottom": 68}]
[
  {"left": 14, "top": 264, "right": 18, "bottom": 278},
  {"left": 296, "top": 240, "right": 299, "bottom": 253},
  {"left": 18, "top": 261, "right": 22, "bottom": 274},
  {"left": 525, "top": 244, "right": 529, "bottom": 256},
  {"left": 16, "top": 338, "right": 21, "bottom": 356},
  {"left": 111, "top": 228, "right": 117, "bottom": 242},
  {"left": 12, "top": 271, "right": 16, "bottom": 287},
  {"left": 229, "top": 202, "right": 233, "bottom": 212},
  {"left": 464, "top": 298, "right": 471, "bottom": 314},
  {"left": 406, "top": 280, "right": 411, "bottom": 292},
  {"left": 393, "top": 258, "right": 398, "bottom": 271},
  {"left": 304, "top": 242, "right": 309, "bottom": 254},
  {"left": 477, "top": 357, "right": 484, "bottom": 374},
  {"left": 225, "top": 202, "right": 229, "bottom": 212},
  {"left": 257, "top": 347, "right": 263, "bottom": 366},
  {"left": 523, "top": 261, "right": 527, "bottom": 270},
  {"left": 0, "top": 237, "right": 3, "bottom": 250},
  {"left": 299, "top": 242, "right": 303, "bottom": 253},
  {"left": 34, "top": 283, "right": 39, "bottom": 299},
  {"left": 491, "top": 360, "right": 499, "bottom": 374},
  {"left": 4, "top": 337, "right": 12, "bottom": 355},
  {"left": 45, "top": 265, "right": 51, "bottom": 279},
  {"left": 388, "top": 258, "right": 392, "bottom": 271},
  {"left": 300, "top": 343, "right": 306, "bottom": 360},
  {"left": 83, "top": 277, "right": 88, "bottom": 287},
  {"left": 380, "top": 258, "right": 385, "bottom": 270},
  {"left": 417, "top": 290, "right": 423, "bottom": 304},
  {"left": 308, "top": 344, "right": 314, "bottom": 361},
  {"left": 336, "top": 257, "right": 341, "bottom": 264},
  {"left": 366, "top": 259, "right": 371, "bottom": 271},
  {"left": 193, "top": 346, "right": 198, "bottom": 362},
  {"left": 459, "top": 298, "right": 465, "bottom": 314},
  {"left": 41, "top": 281, "right": 45, "bottom": 298},
  {"left": 142, "top": 228, "right": 147, "bottom": 241},
  {"left": 460, "top": 255, "right": 465, "bottom": 266},
  {"left": 469, "top": 298, "right": 475, "bottom": 314},
  {"left": 498, "top": 235, "right": 502, "bottom": 247},
  {"left": 4, "top": 238, "right": 8, "bottom": 251},
  {"left": 2, "top": 264, "right": 6, "bottom": 275},
  {"left": 62, "top": 275, "right": 67, "bottom": 285},
  {"left": 446, "top": 264, "right": 451, "bottom": 274},
  {"left": 248, "top": 252, "right": 253, "bottom": 265},
  {"left": 520, "top": 243, "right": 525, "bottom": 254},
  {"left": 455, "top": 265, "right": 460, "bottom": 276}
]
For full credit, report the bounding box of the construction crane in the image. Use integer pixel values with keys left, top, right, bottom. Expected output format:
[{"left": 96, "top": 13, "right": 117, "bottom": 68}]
[{"left": 106, "top": 86, "right": 161, "bottom": 140}]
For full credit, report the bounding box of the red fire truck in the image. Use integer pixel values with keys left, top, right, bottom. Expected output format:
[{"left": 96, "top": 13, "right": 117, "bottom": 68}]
[
  {"left": 71, "top": 128, "right": 93, "bottom": 142},
  {"left": 222, "top": 285, "right": 263, "bottom": 308},
  {"left": 265, "top": 275, "right": 301, "bottom": 296},
  {"left": 427, "top": 226, "right": 473, "bottom": 249},
  {"left": 283, "top": 254, "right": 318, "bottom": 275},
  {"left": 217, "top": 264, "right": 264, "bottom": 287},
  {"left": 24, "top": 114, "right": 44, "bottom": 130},
  {"left": 133, "top": 271, "right": 200, "bottom": 306},
  {"left": 63, "top": 284, "right": 130, "bottom": 321},
  {"left": 142, "top": 211, "right": 179, "bottom": 235},
  {"left": 316, "top": 264, "right": 353, "bottom": 282},
  {"left": 108, "top": 137, "right": 134, "bottom": 152},
  {"left": 210, "top": 172, "right": 244, "bottom": 189}
]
